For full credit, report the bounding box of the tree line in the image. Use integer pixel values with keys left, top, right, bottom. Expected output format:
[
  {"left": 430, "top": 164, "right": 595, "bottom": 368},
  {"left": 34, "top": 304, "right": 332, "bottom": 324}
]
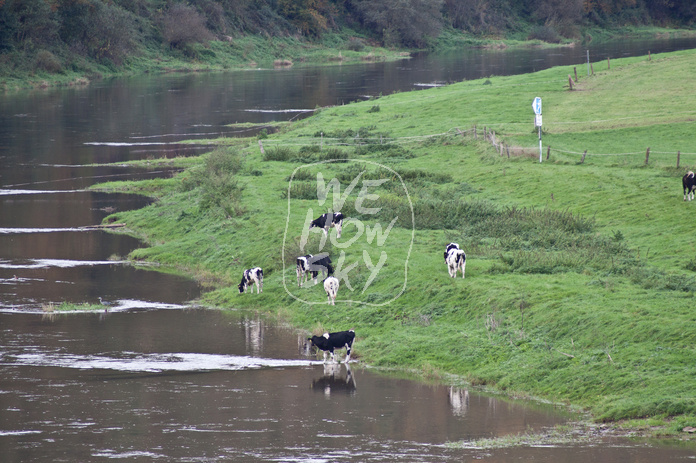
[{"left": 1, "top": 0, "right": 694, "bottom": 72}]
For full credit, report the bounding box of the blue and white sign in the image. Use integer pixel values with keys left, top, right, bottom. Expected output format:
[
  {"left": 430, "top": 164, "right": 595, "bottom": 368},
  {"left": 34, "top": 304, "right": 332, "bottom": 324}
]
[{"left": 532, "top": 97, "right": 542, "bottom": 115}]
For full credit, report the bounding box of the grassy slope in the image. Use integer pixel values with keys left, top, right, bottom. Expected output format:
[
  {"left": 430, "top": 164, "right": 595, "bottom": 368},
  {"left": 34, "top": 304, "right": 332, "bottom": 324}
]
[
  {"left": 0, "top": 33, "right": 406, "bottom": 91},
  {"left": 100, "top": 49, "right": 696, "bottom": 433}
]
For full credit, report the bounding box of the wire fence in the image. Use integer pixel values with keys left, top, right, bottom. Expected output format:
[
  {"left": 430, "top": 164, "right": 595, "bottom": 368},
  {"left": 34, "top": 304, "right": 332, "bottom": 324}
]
[{"left": 256, "top": 124, "right": 696, "bottom": 169}]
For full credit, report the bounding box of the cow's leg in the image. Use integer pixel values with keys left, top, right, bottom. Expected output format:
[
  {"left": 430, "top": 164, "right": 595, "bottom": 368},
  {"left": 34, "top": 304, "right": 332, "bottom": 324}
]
[
  {"left": 344, "top": 344, "right": 352, "bottom": 363},
  {"left": 461, "top": 260, "right": 466, "bottom": 278},
  {"left": 336, "top": 222, "right": 342, "bottom": 239}
]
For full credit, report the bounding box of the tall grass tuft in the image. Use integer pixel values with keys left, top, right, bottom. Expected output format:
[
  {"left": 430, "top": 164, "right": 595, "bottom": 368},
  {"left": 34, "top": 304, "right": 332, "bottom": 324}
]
[{"left": 179, "top": 147, "right": 245, "bottom": 218}]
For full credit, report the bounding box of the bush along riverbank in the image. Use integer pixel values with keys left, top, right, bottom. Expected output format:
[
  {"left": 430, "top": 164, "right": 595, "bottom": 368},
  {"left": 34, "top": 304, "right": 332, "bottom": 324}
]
[{"left": 97, "top": 48, "right": 696, "bottom": 438}]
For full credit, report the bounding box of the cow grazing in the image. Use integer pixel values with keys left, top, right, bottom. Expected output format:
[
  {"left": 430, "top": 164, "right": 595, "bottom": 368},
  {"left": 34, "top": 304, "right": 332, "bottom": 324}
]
[
  {"left": 309, "top": 253, "right": 333, "bottom": 285},
  {"left": 309, "top": 212, "right": 345, "bottom": 238},
  {"left": 238, "top": 267, "right": 263, "bottom": 294},
  {"left": 307, "top": 329, "right": 355, "bottom": 363},
  {"left": 684, "top": 171, "right": 695, "bottom": 201},
  {"left": 296, "top": 253, "right": 334, "bottom": 287},
  {"left": 323, "top": 276, "right": 339, "bottom": 305},
  {"left": 296, "top": 254, "right": 313, "bottom": 287},
  {"left": 445, "top": 244, "right": 466, "bottom": 278},
  {"left": 444, "top": 242, "right": 460, "bottom": 262}
]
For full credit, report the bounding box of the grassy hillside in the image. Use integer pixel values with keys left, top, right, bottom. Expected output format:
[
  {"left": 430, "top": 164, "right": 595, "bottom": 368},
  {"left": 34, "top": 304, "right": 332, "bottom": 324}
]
[{"left": 98, "top": 48, "right": 696, "bottom": 435}]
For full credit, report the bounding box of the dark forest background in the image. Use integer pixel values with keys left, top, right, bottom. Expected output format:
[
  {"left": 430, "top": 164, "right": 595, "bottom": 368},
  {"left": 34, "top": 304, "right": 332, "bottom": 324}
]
[{"left": 1, "top": 0, "right": 694, "bottom": 77}]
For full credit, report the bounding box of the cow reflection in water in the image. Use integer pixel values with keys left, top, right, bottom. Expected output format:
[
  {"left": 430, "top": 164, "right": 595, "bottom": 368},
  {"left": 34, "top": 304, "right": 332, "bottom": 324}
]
[
  {"left": 448, "top": 387, "right": 469, "bottom": 416},
  {"left": 312, "top": 363, "right": 356, "bottom": 396},
  {"left": 244, "top": 317, "right": 265, "bottom": 355}
]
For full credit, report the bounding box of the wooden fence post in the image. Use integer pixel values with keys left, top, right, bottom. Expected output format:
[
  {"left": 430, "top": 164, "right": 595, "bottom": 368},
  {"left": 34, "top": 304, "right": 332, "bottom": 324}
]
[
  {"left": 607, "top": 57, "right": 611, "bottom": 70},
  {"left": 259, "top": 140, "right": 264, "bottom": 154},
  {"left": 507, "top": 144, "right": 510, "bottom": 158},
  {"left": 546, "top": 146, "right": 551, "bottom": 160},
  {"left": 645, "top": 147, "right": 650, "bottom": 165},
  {"left": 581, "top": 150, "right": 587, "bottom": 163},
  {"left": 648, "top": 50, "right": 651, "bottom": 61},
  {"left": 677, "top": 150, "right": 681, "bottom": 168},
  {"left": 574, "top": 66, "right": 578, "bottom": 82},
  {"left": 568, "top": 75, "right": 573, "bottom": 90},
  {"left": 590, "top": 63, "right": 594, "bottom": 75}
]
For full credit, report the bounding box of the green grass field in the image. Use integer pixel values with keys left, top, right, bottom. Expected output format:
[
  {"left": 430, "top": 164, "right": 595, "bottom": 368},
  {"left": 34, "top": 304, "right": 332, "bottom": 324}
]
[{"left": 97, "top": 48, "right": 696, "bottom": 435}]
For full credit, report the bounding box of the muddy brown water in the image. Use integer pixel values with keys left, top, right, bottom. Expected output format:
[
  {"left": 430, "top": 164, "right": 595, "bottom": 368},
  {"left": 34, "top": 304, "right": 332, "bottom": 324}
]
[{"left": 2, "top": 38, "right": 696, "bottom": 461}]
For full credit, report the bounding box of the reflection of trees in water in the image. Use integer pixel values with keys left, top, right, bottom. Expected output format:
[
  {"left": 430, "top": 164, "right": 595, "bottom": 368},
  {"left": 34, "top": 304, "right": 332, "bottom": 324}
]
[
  {"left": 448, "top": 386, "right": 469, "bottom": 416},
  {"left": 312, "top": 364, "right": 357, "bottom": 396},
  {"left": 243, "top": 316, "right": 264, "bottom": 355}
]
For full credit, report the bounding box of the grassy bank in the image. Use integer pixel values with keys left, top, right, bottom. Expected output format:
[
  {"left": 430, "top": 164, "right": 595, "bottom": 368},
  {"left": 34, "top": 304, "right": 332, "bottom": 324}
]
[
  {"left": 97, "top": 48, "right": 696, "bottom": 436},
  {"left": 0, "top": 32, "right": 406, "bottom": 91}
]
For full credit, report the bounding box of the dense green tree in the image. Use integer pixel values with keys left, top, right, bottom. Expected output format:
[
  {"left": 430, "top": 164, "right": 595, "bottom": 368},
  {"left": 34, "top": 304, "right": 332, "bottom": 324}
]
[
  {"left": 351, "top": 0, "right": 444, "bottom": 47},
  {"left": 3, "top": 0, "right": 59, "bottom": 49},
  {"left": 278, "top": 0, "right": 335, "bottom": 36},
  {"left": 443, "top": 0, "right": 515, "bottom": 34}
]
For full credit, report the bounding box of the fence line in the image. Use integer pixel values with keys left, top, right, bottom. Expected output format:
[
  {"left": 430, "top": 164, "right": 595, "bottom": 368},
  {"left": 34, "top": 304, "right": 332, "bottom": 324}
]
[{"left": 257, "top": 125, "right": 695, "bottom": 168}]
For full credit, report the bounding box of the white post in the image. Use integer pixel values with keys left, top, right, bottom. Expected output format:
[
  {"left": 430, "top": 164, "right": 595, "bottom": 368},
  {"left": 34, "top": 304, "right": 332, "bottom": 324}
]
[{"left": 538, "top": 126, "right": 542, "bottom": 163}]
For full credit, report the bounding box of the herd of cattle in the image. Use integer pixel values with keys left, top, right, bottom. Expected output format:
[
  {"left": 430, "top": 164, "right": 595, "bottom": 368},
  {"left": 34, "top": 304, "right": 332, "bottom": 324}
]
[
  {"left": 237, "top": 211, "right": 466, "bottom": 362},
  {"left": 243, "top": 173, "right": 694, "bottom": 362}
]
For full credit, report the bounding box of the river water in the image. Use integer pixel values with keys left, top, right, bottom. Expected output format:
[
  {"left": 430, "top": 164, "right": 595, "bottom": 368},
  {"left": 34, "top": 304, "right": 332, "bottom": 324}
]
[{"left": 2, "top": 37, "right": 696, "bottom": 462}]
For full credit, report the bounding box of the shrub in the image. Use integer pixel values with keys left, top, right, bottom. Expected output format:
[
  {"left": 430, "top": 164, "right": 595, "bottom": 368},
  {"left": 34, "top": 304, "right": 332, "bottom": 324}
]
[
  {"left": 281, "top": 182, "right": 316, "bottom": 200},
  {"left": 263, "top": 146, "right": 296, "bottom": 161},
  {"left": 160, "top": 3, "right": 213, "bottom": 49},
  {"left": 528, "top": 25, "right": 561, "bottom": 43},
  {"left": 180, "top": 148, "right": 245, "bottom": 218},
  {"left": 34, "top": 50, "right": 62, "bottom": 73},
  {"left": 346, "top": 37, "right": 365, "bottom": 51}
]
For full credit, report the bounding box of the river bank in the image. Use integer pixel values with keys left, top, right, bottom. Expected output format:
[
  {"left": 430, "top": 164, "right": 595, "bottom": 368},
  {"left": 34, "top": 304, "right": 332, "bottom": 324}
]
[
  {"left": 3, "top": 26, "right": 694, "bottom": 91},
  {"left": 95, "top": 47, "right": 696, "bottom": 439}
]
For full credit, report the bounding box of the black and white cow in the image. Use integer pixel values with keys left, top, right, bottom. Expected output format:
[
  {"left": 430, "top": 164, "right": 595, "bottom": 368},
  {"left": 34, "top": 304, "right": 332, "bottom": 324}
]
[
  {"left": 445, "top": 243, "right": 466, "bottom": 278},
  {"left": 238, "top": 267, "right": 263, "bottom": 294},
  {"left": 296, "top": 254, "right": 313, "bottom": 287},
  {"left": 309, "top": 211, "right": 345, "bottom": 238},
  {"left": 310, "top": 253, "right": 333, "bottom": 285},
  {"left": 296, "top": 253, "right": 334, "bottom": 287},
  {"left": 684, "top": 171, "right": 695, "bottom": 201},
  {"left": 323, "top": 276, "right": 339, "bottom": 305},
  {"left": 443, "top": 242, "right": 460, "bottom": 262},
  {"left": 307, "top": 329, "right": 355, "bottom": 363}
]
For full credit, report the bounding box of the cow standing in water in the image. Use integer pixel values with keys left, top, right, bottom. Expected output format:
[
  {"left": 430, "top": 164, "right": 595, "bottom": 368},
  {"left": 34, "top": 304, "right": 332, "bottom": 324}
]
[{"left": 307, "top": 329, "right": 355, "bottom": 363}]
